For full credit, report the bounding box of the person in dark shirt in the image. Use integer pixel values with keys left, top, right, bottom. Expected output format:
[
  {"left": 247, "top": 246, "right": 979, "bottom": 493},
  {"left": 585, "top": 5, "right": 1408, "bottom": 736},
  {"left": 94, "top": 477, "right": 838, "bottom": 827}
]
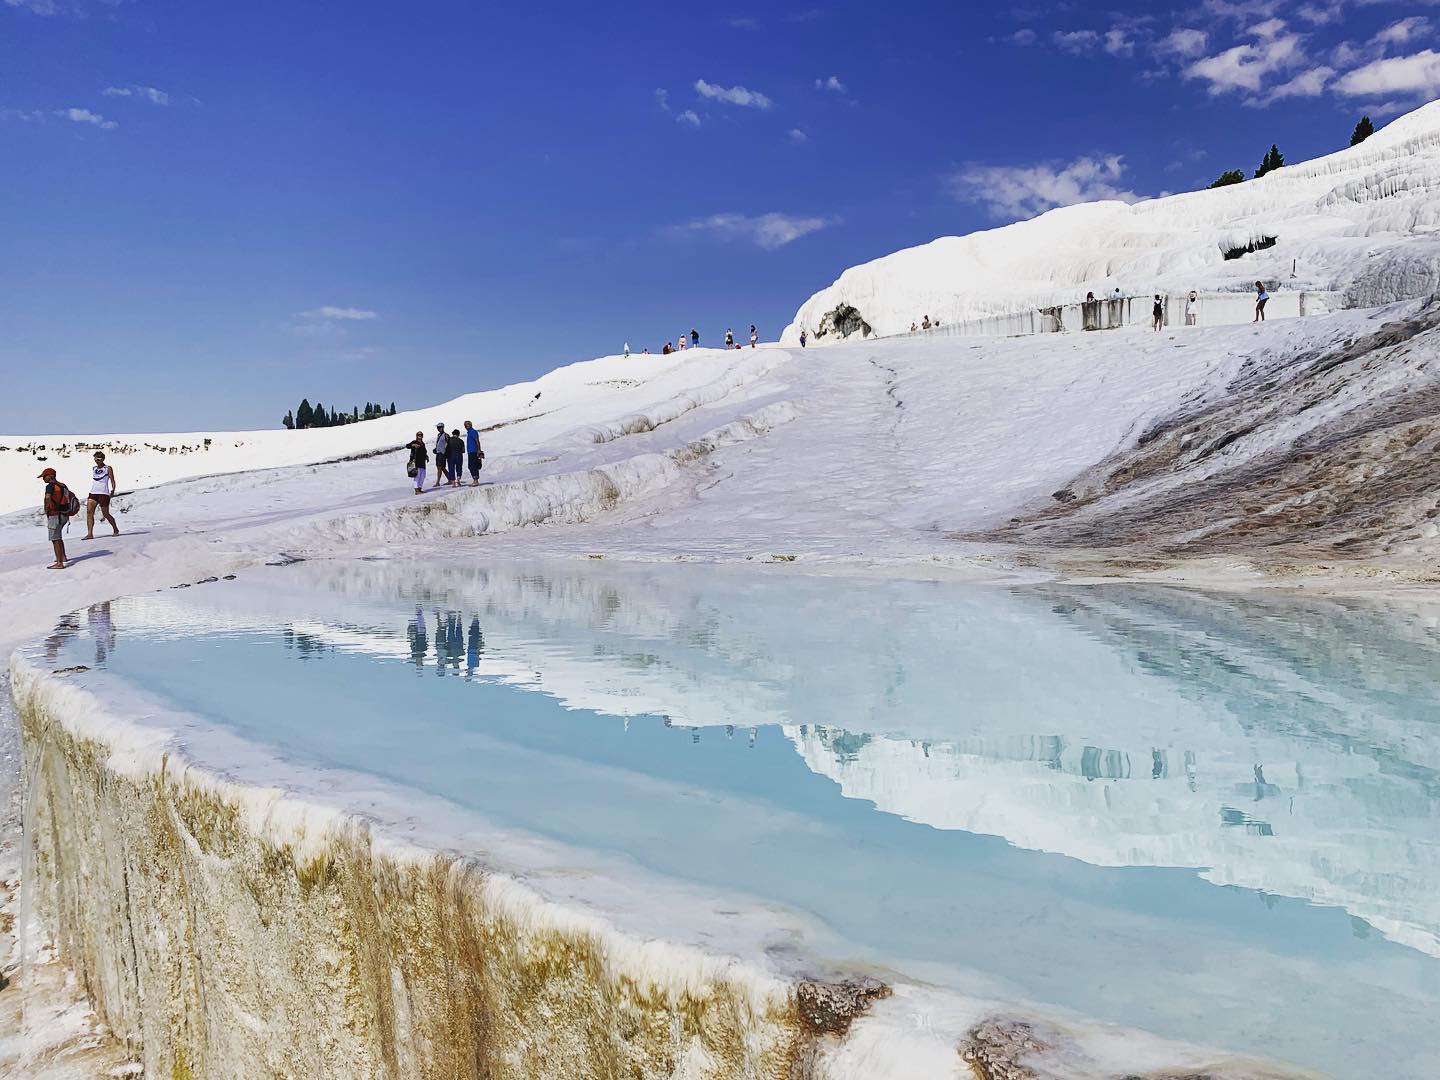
[
  {"left": 38, "top": 467, "right": 71, "bottom": 569},
  {"left": 405, "top": 432, "right": 428, "bottom": 494}
]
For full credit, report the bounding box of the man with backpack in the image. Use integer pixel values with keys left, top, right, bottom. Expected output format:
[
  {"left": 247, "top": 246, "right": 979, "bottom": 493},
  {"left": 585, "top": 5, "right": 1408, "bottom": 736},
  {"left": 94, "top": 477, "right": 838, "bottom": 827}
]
[
  {"left": 432, "top": 422, "right": 450, "bottom": 489},
  {"left": 38, "top": 466, "right": 79, "bottom": 570}
]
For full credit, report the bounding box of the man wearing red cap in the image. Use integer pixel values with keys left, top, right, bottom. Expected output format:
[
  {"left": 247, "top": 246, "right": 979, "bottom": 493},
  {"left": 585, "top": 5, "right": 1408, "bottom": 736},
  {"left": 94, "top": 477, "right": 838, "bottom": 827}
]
[{"left": 38, "top": 467, "right": 72, "bottom": 570}]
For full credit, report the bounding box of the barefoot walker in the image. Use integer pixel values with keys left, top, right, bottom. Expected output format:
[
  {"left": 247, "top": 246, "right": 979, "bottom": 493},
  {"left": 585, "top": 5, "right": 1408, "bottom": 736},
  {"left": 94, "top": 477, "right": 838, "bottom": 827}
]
[
  {"left": 85, "top": 450, "right": 120, "bottom": 539},
  {"left": 38, "top": 467, "right": 80, "bottom": 570}
]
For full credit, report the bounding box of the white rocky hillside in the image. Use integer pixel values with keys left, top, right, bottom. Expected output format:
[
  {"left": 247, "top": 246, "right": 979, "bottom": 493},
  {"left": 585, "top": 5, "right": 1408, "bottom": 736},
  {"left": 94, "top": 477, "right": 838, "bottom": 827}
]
[{"left": 783, "top": 99, "right": 1440, "bottom": 342}]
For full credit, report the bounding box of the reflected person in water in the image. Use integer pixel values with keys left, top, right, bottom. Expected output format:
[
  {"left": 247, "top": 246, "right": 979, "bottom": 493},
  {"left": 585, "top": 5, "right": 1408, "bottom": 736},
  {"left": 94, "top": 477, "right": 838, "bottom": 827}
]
[{"left": 408, "top": 607, "right": 427, "bottom": 674}]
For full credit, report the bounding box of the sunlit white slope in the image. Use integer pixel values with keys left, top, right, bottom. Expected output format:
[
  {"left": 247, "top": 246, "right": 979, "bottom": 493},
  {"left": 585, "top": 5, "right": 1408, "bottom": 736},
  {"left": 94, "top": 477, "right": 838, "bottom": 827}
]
[{"left": 783, "top": 100, "right": 1440, "bottom": 341}]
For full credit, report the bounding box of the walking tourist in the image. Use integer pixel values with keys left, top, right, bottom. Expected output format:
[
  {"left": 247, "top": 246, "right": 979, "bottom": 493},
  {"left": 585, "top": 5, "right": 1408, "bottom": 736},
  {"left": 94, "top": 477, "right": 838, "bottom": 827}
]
[
  {"left": 799, "top": 329, "right": 808, "bottom": 347},
  {"left": 1152, "top": 294, "right": 1165, "bottom": 331},
  {"left": 1185, "top": 290, "right": 1198, "bottom": 326},
  {"left": 725, "top": 328, "right": 735, "bottom": 348},
  {"left": 83, "top": 450, "right": 119, "bottom": 540},
  {"left": 464, "top": 419, "right": 484, "bottom": 486},
  {"left": 690, "top": 328, "right": 699, "bottom": 349},
  {"left": 432, "top": 423, "right": 450, "bottom": 488},
  {"left": 406, "top": 432, "right": 428, "bottom": 493},
  {"left": 38, "top": 467, "right": 78, "bottom": 570},
  {"left": 1254, "top": 281, "right": 1269, "bottom": 321},
  {"left": 750, "top": 324, "right": 757, "bottom": 347}
]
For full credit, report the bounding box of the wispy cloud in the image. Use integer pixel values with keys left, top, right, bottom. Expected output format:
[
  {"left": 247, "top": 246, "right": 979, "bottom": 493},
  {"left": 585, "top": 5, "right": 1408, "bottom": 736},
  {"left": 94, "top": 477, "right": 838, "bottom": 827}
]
[
  {"left": 950, "top": 154, "right": 1142, "bottom": 221},
  {"left": 1053, "top": 29, "right": 1100, "bottom": 53},
  {"left": 60, "top": 107, "right": 118, "bottom": 130},
  {"left": 1185, "top": 31, "right": 1305, "bottom": 94},
  {"left": 669, "top": 212, "right": 829, "bottom": 250},
  {"left": 4, "top": 0, "right": 60, "bottom": 14},
  {"left": 1104, "top": 28, "right": 1135, "bottom": 57},
  {"left": 694, "top": 78, "right": 772, "bottom": 109},
  {"left": 103, "top": 85, "right": 170, "bottom": 105},
  {"left": 1160, "top": 28, "right": 1209, "bottom": 58},
  {"left": 1011, "top": 28, "right": 1037, "bottom": 45},
  {"left": 788, "top": 128, "right": 807, "bottom": 143},
  {"left": 1375, "top": 17, "right": 1431, "bottom": 48},
  {"left": 814, "top": 74, "right": 847, "bottom": 93},
  {"left": 299, "top": 306, "right": 378, "bottom": 321},
  {"left": 1249, "top": 64, "right": 1335, "bottom": 103},
  {"left": 727, "top": 16, "right": 758, "bottom": 29},
  {"left": 675, "top": 109, "right": 701, "bottom": 127}
]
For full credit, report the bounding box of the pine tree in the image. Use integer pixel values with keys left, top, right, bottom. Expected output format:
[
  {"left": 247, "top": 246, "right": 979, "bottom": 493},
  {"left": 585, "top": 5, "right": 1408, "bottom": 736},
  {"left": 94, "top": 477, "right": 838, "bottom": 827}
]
[
  {"left": 1350, "top": 115, "right": 1374, "bottom": 147},
  {"left": 1208, "top": 169, "right": 1245, "bottom": 188},
  {"left": 388, "top": 402, "right": 397, "bottom": 416},
  {"left": 282, "top": 410, "right": 294, "bottom": 430},
  {"left": 296, "top": 399, "right": 314, "bottom": 429},
  {"left": 314, "top": 401, "right": 326, "bottom": 427},
  {"left": 351, "top": 405, "right": 359, "bottom": 423},
  {"left": 1254, "top": 144, "right": 1284, "bottom": 179}
]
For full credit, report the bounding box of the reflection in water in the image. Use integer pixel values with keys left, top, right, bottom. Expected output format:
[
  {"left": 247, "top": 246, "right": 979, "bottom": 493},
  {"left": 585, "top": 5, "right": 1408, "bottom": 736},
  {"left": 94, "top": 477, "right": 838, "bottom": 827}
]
[{"left": 30, "top": 561, "right": 1440, "bottom": 1080}]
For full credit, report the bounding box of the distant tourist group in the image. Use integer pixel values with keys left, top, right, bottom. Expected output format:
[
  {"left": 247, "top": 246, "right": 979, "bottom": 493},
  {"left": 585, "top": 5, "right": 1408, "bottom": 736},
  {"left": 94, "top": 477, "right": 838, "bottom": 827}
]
[
  {"left": 1080, "top": 282, "right": 1272, "bottom": 332},
  {"left": 36, "top": 451, "right": 120, "bottom": 569},
  {"left": 406, "top": 420, "right": 484, "bottom": 494},
  {"left": 654, "top": 324, "right": 760, "bottom": 355}
]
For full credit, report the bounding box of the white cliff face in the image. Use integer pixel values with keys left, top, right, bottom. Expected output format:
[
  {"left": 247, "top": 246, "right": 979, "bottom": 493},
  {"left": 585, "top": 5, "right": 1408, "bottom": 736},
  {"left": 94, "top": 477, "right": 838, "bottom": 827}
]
[{"left": 783, "top": 101, "right": 1440, "bottom": 342}]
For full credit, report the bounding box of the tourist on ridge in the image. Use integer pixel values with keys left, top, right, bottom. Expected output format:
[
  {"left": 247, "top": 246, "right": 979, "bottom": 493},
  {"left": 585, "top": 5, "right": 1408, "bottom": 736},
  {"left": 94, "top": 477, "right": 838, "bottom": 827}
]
[
  {"left": 1152, "top": 295, "right": 1165, "bottom": 331},
  {"left": 1185, "top": 290, "right": 1198, "bottom": 326},
  {"left": 406, "top": 432, "right": 428, "bottom": 494},
  {"left": 690, "top": 328, "right": 699, "bottom": 349},
  {"left": 464, "top": 420, "right": 484, "bottom": 487},
  {"left": 662, "top": 342, "right": 673, "bottom": 354},
  {"left": 624, "top": 342, "right": 630, "bottom": 358},
  {"left": 725, "top": 328, "right": 735, "bottom": 348},
  {"left": 677, "top": 334, "right": 686, "bottom": 350},
  {"left": 910, "top": 321, "right": 918, "bottom": 332},
  {"left": 446, "top": 429, "right": 465, "bottom": 488},
  {"left": 800, "top": 329, "right": 808, "bottom": 347},
  {"left": 432, "top": 423, "right": 450, "bottom": 488},
  {"left": 38, "top": 466, "right": 77, "bottom": 570},
  {"left": 750, "top": 324, "right": 758, "bottom": 347},
  {"left": 1254, "top": 281, "right": 1269, "bottom": 322},
  {"left": 83, "top": 450, "right": 119, "bottom": 540}
]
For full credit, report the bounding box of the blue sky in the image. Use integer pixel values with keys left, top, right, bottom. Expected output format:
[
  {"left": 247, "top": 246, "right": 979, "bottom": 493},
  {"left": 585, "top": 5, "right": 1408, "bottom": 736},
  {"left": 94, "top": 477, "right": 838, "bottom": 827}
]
[{"left": 2, "top": 0, "right": 1435, "bottom": 433}]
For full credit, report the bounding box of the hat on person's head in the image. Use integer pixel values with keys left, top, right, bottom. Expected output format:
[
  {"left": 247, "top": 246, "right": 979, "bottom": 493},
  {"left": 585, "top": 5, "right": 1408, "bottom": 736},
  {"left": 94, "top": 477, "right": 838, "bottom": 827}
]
[
  {"left": 37, "top": 467, "right": 56, "bottom": 479},
  {"left": 436, "top": 421, "right": 445, "bottom": 429}
]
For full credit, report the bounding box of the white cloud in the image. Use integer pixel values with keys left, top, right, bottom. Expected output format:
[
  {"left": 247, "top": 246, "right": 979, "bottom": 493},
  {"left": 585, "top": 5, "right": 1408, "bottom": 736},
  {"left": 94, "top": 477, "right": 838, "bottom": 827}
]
[
  {"left": 788, "top": 128, "right": 807, "bottom": 142},
  {"left": 675, "top": 109, "right": 701, "bottom": 127},
  {"left": 1248, "top": 17, "right": 1287, "bottom": 39},
  {"left": 59, "top": 108, "right": 118, "bottom": 130},
  {"left": 815, "top": 74, "right": 847, "bottom": 93},
  {"left": 669, "top": 212, "right": 829, "bottom": 250},
  {"left": 1053, "top": 29, "right": 1100, "bottom": 53},
  {"left": 1160, "top": 28, "right": 1209, "bottom": 57},
  {"left": 1184, "top": 32, "right": 1304, "bottom": 94},
  {"left": 1104, "top": 28, "right": 1135, "bottom": 57},
  {"left": 1376, "top": 17, "right": 1431, "bottom": 47},
  {"left": 950, "top": 154, "right": 1142, "bottom": 221},
  {"left": 103, "top": 85, "right": 170, "bottom": 105},
  {"left": 727, "top": 16, "right": 758, "bottom": 29},
  {"left": 1012, "top": 28, "right": 1037, "bottom": 45},
  {"left": 4, "top": 0, "right": 59, "bottom": 13},
  {"left": 1333, "top": 49, "right": 1440, "bottom": 98},
  {"left": 299, "top": 306, "right": 378, "bottom": 321},
  {"left": 653, "top": 88, "right": 669, "bottom": 111},
  {"left": 1296, "top": 3, "right": 1342, "bottom": 26},
  {"left": 1250, "top": 64, "right": 1335, "bottom": 103},
  {"left": 0, "top": 108, "right": 46, "bottom": 123},
  {"left": 694, "top": 78, "right": 772, "bottom": 109}
]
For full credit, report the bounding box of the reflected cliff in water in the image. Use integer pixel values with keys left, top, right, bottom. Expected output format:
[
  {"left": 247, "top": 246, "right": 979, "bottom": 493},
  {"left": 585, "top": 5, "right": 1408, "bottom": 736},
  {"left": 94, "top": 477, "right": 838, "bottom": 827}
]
[{"left": 38, "top": 559, "right": 1440, "bottom": 1078}]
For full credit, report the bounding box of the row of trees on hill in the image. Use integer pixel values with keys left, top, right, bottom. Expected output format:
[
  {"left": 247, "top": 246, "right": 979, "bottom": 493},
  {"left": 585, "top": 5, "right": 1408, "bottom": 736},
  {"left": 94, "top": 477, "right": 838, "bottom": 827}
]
[
  {"left": 282, "top": 400, "right": 397, "bottom": 429},
  {"left": 1206, "top": 116, "right": 1376, "bottom": 190}
]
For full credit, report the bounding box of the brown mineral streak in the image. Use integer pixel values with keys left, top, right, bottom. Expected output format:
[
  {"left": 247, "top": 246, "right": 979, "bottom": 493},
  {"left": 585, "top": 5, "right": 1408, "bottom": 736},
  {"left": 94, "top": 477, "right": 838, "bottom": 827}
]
[{"left": 15, "top": 665, "right": 889, "bottom": 1079}]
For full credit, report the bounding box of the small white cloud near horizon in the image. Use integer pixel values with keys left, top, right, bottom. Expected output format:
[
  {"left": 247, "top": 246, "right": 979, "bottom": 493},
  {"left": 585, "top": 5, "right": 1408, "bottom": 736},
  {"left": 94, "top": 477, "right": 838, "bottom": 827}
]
[
  {"left": 669, "top": 212, "right": 830, "bottom": 250},
  {"left": 676, "top": 109, "right": 701, "bottom": 127},
  {"left": 1333, "top": 49, "right": 1440, "bottom": 99},
  {"left": 951, "top": 154, "right": 1142, "bottom": 221},
  {"left": 299, "top": 306, "right": 378, "bottom": 321},
  {"left": 815, "top": 74, "right": 847, "bottom": 93},
  {"left": 694, "top": 78, "right": 772, "bottom": 109},
  {"left": 103, "top": 85, "right": 170, "bottom": 106},
  {"left": 60, "top": 108, "right": 118, "bottom": 130}
]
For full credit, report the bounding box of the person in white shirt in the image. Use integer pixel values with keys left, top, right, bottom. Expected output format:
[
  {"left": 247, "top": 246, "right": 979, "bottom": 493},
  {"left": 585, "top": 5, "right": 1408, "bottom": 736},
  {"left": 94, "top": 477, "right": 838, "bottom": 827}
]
[
  {"left": 1185, "top": 290, "right": 1198, "bottom": 326},
  {"left": 83, "top": 450, "right": 119, "bottom": 540}
]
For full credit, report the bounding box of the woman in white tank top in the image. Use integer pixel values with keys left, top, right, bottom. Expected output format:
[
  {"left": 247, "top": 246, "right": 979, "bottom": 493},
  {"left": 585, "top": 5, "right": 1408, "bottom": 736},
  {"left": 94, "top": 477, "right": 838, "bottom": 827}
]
[{"left": 84, "top": 450, "right": 120, "bottom": 540}]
